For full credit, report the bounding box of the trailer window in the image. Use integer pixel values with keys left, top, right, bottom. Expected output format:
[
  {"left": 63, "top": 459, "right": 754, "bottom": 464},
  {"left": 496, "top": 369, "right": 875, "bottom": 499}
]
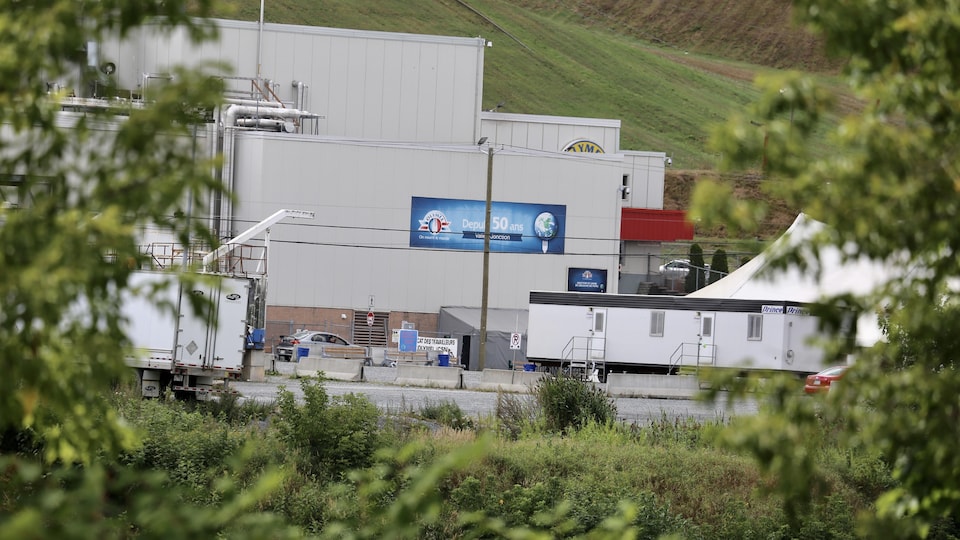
[
  {"left": 748, "top": 314, "right": 763, "bottom": 340},
  {"left": 701, "top": 316, "right": 712, "bottom": 338},
  {"left": 650, "top": 311, "right": 665, "bottom": 337}
]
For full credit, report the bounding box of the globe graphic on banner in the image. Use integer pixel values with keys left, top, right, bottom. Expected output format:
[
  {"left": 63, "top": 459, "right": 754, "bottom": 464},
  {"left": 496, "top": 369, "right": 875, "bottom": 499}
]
[{"left": 534, "top": 211, "right": 558, "bottom": 253}]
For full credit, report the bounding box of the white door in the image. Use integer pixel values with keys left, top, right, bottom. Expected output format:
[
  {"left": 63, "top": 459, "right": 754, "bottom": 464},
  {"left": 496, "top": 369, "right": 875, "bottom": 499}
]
[
  {"left": 698, "top": 312, "right": 715, "bottom": 365},
  {"left": 589, "top": 308, "right": 607, "bottom": 359}
]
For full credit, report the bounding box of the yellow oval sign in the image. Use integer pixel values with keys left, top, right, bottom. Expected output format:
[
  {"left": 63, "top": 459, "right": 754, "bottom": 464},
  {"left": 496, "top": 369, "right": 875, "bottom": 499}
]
[{"left": 563, "top": 140, "right": 604, "bottom": 153}]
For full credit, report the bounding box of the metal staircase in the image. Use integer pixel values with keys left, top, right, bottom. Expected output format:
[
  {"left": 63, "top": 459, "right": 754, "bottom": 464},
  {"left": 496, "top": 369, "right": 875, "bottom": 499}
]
[{"left": 559, "top": 336, "right": 606, "bottom": 382}]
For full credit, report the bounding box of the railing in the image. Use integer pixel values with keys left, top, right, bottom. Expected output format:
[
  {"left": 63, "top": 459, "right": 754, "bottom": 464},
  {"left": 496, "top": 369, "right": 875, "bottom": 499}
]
[
  {"left": 668, "top": 342, "right": 717, "bottom": 374},
  {"left": 559, "top": 336, "right": 605, "bottom": 382},
  {"left": 139, "top": 242, "right": 267, "bottom": 277}
]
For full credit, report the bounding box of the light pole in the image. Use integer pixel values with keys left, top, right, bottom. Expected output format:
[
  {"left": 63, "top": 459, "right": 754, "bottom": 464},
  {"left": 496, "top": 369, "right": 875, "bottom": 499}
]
[{"left": 478, "top": 140, "right": 493, "bottom": 371}]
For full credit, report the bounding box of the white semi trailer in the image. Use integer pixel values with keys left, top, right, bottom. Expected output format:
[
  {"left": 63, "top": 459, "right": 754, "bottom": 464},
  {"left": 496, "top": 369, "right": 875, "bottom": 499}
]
[
  {"left": 125, "top": 209, "right": 314, "bottom": 399},
  {"left": 123, "top": 271, "right": 254, "bottom": 399}
]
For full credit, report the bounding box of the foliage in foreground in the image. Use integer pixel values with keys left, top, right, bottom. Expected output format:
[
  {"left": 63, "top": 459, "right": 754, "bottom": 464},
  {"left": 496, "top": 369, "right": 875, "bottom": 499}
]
[
  {"left": 693, "top": 0, "right": 960, "bottom": 535},
  {"left": 3, "top": 380, "right": 897, "bottom": 538}
]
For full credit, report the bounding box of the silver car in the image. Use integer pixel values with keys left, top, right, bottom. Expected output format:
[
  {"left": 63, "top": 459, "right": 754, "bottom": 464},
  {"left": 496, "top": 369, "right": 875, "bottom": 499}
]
[
  {"left": 659, "top": 259, "right": 691, "bottom": 278},
  {"left": 275, "top": 330, "right": 353, "bottom": 362}
]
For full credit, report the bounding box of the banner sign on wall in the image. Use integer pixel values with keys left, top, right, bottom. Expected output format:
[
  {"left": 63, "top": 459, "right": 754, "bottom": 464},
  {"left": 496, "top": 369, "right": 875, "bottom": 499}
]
[
  {"left": 410, "top": 197, "right": 566, "bottom": 254},
  {"left": 567, "top": 267, "right": 608, "bottom": 293}
]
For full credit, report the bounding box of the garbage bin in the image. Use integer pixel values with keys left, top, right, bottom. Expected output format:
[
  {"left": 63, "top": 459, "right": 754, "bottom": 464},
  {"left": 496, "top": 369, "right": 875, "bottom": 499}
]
[
  {"left": 438, "top": 354, "right": 450, "bottom": 367},
  {"left": 523, "top": 363, "right": 536, "bottom": 372},
  {"left": 296, "top": 347, "right": 310, "bottom": 362}
]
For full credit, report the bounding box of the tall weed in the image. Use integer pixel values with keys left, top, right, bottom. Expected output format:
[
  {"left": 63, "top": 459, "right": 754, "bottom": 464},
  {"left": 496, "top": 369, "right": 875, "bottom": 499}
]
[{"left": 495, "top": 391, "right": 538, "bottom": 440}]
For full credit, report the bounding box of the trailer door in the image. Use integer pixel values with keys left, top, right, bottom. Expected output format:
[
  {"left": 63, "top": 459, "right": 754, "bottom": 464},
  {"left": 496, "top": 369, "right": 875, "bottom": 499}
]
[
  {"left": 589, "top": 308, "right": 607, "bottom": 359},
  {"left": 698, "top": 312, "right": 716, "bottom": 365}
]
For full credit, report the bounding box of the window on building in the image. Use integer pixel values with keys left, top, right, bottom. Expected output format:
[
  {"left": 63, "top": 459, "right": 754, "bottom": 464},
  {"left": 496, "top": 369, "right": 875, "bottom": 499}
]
[
  {"left": 748, "top": 314, "right": 763, "bottom": 340},
  {"left": 650, "top": 311, "right": 665, "bottom": 337},
  {"left": 701, "top": 316, "right": 713, "bottom": 338}
]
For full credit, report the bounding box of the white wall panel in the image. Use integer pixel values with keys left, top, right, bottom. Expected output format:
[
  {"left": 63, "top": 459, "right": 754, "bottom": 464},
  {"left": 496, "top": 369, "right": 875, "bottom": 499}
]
[
  {"left": 114, "top": 20, "right": 484, "bottom": 143},
  {"left": 622, "top": 151, "right": 666, "bottom": 208},
  {"left": 231, "top": 134, "right": 621, "bottom": 312},
  {"left": 414, "top": 43, "right": 439, "bottom": 141},
  {"left": 361, "top": 40, "right": 386, "bottom": 138},
  {"left": 380, "top": 42, "right": 404, "bottom": 139}
]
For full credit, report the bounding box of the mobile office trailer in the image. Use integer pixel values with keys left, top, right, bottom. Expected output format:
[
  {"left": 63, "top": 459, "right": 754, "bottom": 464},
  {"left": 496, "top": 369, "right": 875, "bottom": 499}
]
[
  {"left": 526, "top": 290, "right": 830, "bottom": 377},
  {"left": 123, "top": 271, "right": 255, "bottom": 399}
]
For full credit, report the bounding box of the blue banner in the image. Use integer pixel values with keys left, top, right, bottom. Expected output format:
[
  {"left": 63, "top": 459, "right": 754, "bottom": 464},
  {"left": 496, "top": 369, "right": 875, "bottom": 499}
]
[
  {"left": 567, "top": 268, "right": 607, "bottom": 293},
  {"left": 410, "top": 197, "right": 566, "bottom": 254}
]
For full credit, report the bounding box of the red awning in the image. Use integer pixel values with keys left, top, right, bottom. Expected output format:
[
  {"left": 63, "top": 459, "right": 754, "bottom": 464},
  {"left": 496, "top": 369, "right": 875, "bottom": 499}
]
[{"left": 621, "top": 208, "right": 693, "bottom": 241}]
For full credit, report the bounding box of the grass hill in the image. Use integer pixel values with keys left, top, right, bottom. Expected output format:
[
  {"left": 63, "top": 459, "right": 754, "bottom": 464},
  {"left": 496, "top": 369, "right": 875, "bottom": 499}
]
[{"left": 215, "top": 0, "right": 836, "bottom": 237}]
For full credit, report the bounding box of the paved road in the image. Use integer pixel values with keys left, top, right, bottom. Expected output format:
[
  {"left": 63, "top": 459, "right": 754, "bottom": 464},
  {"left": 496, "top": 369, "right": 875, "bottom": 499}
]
[{"left": 234, "top": 363, "right": 758, "bottom": 425}]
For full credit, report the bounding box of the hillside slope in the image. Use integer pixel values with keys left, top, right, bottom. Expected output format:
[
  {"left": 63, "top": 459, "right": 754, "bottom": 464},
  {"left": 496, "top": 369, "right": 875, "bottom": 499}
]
[{"left": 518, "top": 0, "right": 838, "bottom": 72}]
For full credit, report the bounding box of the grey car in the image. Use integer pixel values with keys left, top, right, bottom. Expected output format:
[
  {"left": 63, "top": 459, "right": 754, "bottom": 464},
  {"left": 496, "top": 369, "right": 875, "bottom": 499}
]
[{"left": 275, "top": 330, "right": 354, "bottom": 362}]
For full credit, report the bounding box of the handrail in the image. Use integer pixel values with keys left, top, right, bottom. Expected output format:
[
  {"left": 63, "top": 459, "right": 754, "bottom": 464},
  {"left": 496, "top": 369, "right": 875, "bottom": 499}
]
[
  {"left": 669, "top": 342, "right": 717, "bottom": 374},
  {"left": 560, "top": 336, "right": 605, "bottom": 381}
]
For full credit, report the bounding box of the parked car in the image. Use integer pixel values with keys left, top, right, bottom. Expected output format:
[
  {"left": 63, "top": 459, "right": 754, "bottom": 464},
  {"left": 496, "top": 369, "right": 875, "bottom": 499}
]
[
  {"left": 275, "top": 330, "right": 353, "bottom": 362},
  {"left": 659, "top": 259, "right": 710, "bottom": 280},
  {"left": 659, "top": 259, "right": 691, "bottom": 278},
  {"left": 804, "top": 365, "right": 849, "bottom": 394}
]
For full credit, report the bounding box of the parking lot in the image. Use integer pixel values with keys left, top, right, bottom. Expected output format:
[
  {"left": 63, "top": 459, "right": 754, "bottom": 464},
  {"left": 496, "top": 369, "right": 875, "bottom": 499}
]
[{"left": 233, "top": 362, "right": 759, "bottom": 425}]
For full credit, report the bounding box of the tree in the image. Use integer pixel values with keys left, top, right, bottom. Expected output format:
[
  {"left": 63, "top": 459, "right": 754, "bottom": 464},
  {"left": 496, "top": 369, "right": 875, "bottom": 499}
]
[
  {"left": 693, "top": 0, "right": 960, "bottom": 536},
  {"left": 0, "top": 2, "right": 295, "bottom": 537},
  {"left": 685, "top": 243, "right": 707, "bottom": 292},
  {"left": 708, "top": 248, "right": 729, "bottom": 284}
]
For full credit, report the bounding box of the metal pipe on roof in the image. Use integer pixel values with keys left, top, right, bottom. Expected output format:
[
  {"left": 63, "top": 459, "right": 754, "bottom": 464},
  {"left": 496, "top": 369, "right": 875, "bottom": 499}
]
[{"left": 224, "top": 98, "right": 284, "bottom": 108}]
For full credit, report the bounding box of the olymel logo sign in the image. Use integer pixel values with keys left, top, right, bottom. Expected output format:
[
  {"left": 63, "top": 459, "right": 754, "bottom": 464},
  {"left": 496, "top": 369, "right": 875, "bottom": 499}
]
[
  {"left": 418, "top": 210, "right": 450, "bottom": 235},
  {"left": 563, "top": 139, "right": 604, "bottom": 153}
]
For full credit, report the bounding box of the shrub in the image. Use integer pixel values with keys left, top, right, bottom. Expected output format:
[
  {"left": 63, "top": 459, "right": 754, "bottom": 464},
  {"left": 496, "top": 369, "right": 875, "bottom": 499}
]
[
  {"left": 535, "top": 375, "right": 616, "bottom": 433},
  {"left": 275, "top": 379, "right": 381, "bottom": 480},
  {"left": 418, "top": 399, "right": 474, "bottom": 430},
  {"left": 119, "top": 399, "right": 249, "bottom": 496}
]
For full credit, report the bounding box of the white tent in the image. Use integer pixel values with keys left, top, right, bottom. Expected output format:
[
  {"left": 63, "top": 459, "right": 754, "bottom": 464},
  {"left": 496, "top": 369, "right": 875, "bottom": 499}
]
[{"left": 688, "top": 214, "right": 898, "bottom": 346}]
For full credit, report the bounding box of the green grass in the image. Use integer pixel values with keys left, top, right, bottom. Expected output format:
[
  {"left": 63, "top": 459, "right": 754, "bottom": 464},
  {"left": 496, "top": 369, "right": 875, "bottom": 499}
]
[{"left": 213, "top": 0, "right": 838, "bottom": 170}]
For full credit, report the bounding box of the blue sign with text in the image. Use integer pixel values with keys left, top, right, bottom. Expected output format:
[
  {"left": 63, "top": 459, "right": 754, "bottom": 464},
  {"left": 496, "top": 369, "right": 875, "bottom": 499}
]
[
  {"left": 567, "top": 268, "right": 608, "bottom": 293},
  {"left": 409, "top": 197, "right": 566, "bottom": 254},
  {"left": 398, "top": 329, "right": 419, "bottom": 353}
]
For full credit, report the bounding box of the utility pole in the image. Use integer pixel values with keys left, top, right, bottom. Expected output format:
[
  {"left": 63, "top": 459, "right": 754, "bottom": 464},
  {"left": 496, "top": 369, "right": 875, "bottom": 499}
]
[{"left": 478, "top": 144, "right": 493, "bottom": 371}]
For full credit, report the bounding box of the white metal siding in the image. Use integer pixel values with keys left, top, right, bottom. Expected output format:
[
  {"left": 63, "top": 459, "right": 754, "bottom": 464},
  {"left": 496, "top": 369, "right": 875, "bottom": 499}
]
[
  {"left": 622, "top": 151, "right": 666, "bottom": 209},
  {"left": 480, "top": 113, "right": 621, "bottom": 153},
  {"left": 230, "top": 134, "right": 621, "bottom": 313},
  {"left": 109, "top": 20, "right": 484, "bottom": 143}
]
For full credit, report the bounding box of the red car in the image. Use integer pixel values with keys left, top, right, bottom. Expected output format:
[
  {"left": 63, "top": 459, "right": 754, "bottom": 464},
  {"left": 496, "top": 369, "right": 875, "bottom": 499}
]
[{"left": 804, "top": 365, "right": 849, "bottom": 394}]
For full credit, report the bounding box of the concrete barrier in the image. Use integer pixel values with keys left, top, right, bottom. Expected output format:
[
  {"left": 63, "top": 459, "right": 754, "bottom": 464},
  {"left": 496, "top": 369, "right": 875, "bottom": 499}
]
[
  {"left": 242, "top": 350, "right": 267, "bottom": 382},
  {"left": 606, "top": 373, "right": 701, "bottom": 399},
  {"left": 477, "top": 369, "right": 545, "bottom": 393},
  {"left": 295, "top": 356, "right": 365, "bottom": 381},
  {"left": 395, "top": 365, "right": 462, "bottom": 389}
]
